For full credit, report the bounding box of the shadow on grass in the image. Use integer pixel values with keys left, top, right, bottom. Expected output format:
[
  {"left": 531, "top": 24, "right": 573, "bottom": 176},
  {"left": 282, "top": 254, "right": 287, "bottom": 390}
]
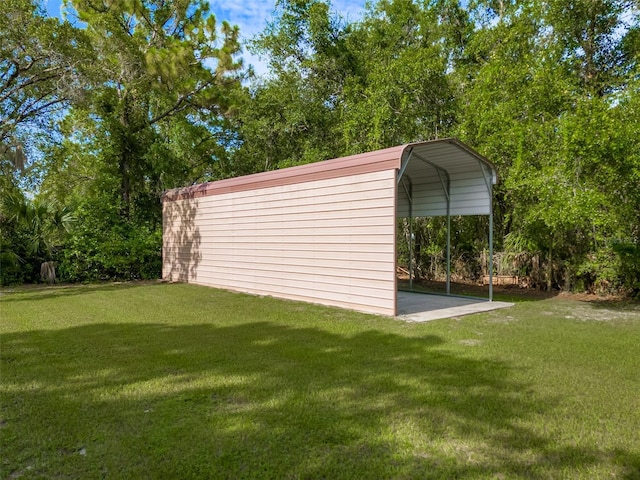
[
  {"left": 0, "top": 280, "right": 156, "bottom": 303},
  {"left": 589, "top": 299, "right": 640, "bottom": 312},
  {"left": 2, "top": 321, "right": 637, "bottom": 479}
]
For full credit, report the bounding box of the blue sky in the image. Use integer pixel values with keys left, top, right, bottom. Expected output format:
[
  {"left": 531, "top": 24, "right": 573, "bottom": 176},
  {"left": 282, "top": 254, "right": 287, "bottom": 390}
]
[{"left": 45, "top": 0, "right": 368, "bottom": 75}]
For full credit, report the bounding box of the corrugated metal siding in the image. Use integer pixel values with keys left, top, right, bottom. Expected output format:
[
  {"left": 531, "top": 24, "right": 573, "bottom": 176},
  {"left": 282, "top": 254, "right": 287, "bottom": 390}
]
[
  {"left": 396, "top": 179, "right": 491, "bottom": 217},
  {"left": 163, "top": 169, "right": 398, "bottom": 315},
  {"left": 396, "top": 154, "right": 492, "bottom": 218}
]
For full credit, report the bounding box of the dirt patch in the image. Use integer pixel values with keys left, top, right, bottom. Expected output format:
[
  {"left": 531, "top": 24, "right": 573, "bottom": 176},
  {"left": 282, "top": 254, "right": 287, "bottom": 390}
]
[
  {"left": 555, "top": 291, "right": 630, "bottom": 303},
  {"left": 487, "top": 314, "right": 518, "bottom": 324},
  {"left": 561, "top": 304, "right": 640, "bottom": 322}
]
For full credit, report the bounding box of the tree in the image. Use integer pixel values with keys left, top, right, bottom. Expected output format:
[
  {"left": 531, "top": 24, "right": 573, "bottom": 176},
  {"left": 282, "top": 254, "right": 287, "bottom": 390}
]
[
  {"left": 241, "top": 0, "right": 639, "bottom": 293},
  {"left": 545, "top": 0, "right": 637, "bottom": 95},
  {"left": 456, "top": 0, "right": 639, "bottom": 291},
  {"left": 340, "top": 0, "right": 458, "bottom": 152},
  {"left": 50, "top": 0, "right": 244, "bottom": 218},
  {"left": 235, "top": 0, "right": 459, "bottom": 173},
  {"left": 34, "top": 0, "right": 245, "bottom": 280},
  {"left": 229, "top": 0, "right": 352, "bottom": 172},
  {"left": 0, "top": 0, "right": 85, "bottom": 170},
  {"left": 0, "top": 190, "right": 73, "bottom": 284}
]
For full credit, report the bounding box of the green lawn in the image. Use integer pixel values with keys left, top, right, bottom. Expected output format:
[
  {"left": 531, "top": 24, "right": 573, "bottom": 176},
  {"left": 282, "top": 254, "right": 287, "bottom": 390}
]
[{"left": 1, "top": 282, "right": 639, "bottom": 479}]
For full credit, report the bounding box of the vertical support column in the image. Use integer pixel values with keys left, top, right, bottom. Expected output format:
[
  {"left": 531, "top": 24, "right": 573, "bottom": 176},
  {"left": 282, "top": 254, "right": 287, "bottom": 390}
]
[
  {"left": 399, "top": 175, "right": 413, "bottom": 292},
  {"left": 478, "top": 162, "right": 495, "bottom": 302},
  {"left": 435, "top": 167, "right": 451, "bottom": 296},
  {"left": 488, "top": 180, "right": 494, "bottom": 302},
  {"left": 489, "top": 182, "right": 493, "bottom": 302},
  {"left": 446, "top": 183, "right": 451, "bottom": 295},
  {"left": 409, "top": 215, "right": 413, "bottom": 291},
  {"left": 408, "top": 185, "right": 413, "bottom": 291}
]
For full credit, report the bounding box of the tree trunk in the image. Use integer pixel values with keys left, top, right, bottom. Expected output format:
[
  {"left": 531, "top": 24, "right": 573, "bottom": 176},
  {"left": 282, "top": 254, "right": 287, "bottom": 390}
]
[
  {"left": 40, "top": 261, "right": 56, "bottom": 284},
  {"left": 546, "top": 245, "right": 553, "bottom": 291},
  {"left": 119, "top": 154, "right": 131, "bottom": 219},
  {"left": 414, "top": 221, "right": 422, "bottom": 281},
  {"left": 119, "top": 94, "right": 133, "bottom": 219}
]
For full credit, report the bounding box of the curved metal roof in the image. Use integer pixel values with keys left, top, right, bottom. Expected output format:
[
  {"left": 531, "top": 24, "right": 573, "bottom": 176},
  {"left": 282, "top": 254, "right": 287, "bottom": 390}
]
[
  {"left": 397, "top": 138, "right": 497, "bottom": 217},
  {"left": 163, "top": 137, "right": 497, "bottom": 218}
]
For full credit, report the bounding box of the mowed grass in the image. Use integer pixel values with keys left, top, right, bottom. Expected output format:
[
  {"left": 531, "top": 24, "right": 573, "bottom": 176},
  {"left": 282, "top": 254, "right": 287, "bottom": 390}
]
[{"left": 1, "top": 283, "right": 639, "bottom": 479}]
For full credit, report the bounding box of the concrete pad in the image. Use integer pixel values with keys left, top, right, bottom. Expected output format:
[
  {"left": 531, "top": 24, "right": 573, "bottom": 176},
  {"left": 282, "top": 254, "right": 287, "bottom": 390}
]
[{"left": 397, "top": 291, "right": 513, "bottom": 322}]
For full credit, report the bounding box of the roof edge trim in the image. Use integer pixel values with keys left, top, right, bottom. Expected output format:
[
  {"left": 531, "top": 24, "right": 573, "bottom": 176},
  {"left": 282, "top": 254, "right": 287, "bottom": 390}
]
[
  {"left": 162, "top": 138, "right": 497, "bottom": 202},
  {"left": 163, "top": 145, "right": 405, "bottom": 202}
]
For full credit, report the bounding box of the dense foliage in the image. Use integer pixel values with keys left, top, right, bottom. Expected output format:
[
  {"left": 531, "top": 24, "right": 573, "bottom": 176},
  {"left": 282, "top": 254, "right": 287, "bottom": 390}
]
[
  {"left": 1, "top": 0, "right": 638, "bottom": 295},
  {"left": 233, "top": 0, "right": 640, "bottom": 295},
  {"left": 2, "top": 0, "right": 243, "bottom": 283}
]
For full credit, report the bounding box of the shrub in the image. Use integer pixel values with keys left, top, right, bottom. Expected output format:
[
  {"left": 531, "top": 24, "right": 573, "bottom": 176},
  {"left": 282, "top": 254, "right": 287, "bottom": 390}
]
[{"left": 58, "top": 199, "right": 161, "bottom": 282}]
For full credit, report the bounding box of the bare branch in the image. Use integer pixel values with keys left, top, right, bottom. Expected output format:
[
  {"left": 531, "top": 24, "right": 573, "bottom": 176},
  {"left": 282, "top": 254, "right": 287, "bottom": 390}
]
[{"left": 144, "top": 77, "right": 217, "bottom": 128}]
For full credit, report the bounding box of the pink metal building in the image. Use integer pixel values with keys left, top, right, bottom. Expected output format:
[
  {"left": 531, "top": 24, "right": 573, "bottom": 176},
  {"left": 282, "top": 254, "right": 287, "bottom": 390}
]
[{"left": 162, "top": 138, "right": 497, "bottom": 316}]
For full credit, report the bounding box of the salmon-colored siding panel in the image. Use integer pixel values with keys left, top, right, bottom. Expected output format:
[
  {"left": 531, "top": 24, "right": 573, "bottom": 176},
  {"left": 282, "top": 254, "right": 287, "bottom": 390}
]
[
  {"left": 164, "top": 146, "right": 405, "bottom": 201},
  {"left": 163, "top": 169, "right": 398, "bottom": 316}
]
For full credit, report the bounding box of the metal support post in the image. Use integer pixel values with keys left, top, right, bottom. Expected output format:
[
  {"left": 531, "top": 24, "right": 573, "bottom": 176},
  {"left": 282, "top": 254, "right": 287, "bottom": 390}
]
[
  {"left": 488, "top": 182, "right": 494, "bottom": 302},
  {"left": 400, "top": 176, "right": 413, "bottom": 292},
  {"left": 446, "top": 195, "right": 451, "bottom": 295},
  {"left": 409, "top": 214, "right": 413, "bottom": 291}
]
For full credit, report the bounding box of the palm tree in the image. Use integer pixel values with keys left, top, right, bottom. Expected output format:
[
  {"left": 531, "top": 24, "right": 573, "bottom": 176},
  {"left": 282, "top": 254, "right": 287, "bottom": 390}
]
[{"left": 1, "top": 192, "right": 74, "bottom": 283}]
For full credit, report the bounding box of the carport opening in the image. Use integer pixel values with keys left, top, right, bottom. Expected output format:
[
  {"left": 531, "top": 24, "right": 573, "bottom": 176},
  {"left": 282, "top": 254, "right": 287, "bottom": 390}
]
[
  {"left": 395, "top": 140, "right": 497, "bottom": 303},
  {"left": 396, "top": 216, "right": 494, "bottom": 299}
]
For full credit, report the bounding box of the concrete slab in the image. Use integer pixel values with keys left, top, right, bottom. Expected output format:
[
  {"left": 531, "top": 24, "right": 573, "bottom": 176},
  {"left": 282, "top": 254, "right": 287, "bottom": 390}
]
[{"left": 397, "top": 291, "right": 513, "bottom": 322}]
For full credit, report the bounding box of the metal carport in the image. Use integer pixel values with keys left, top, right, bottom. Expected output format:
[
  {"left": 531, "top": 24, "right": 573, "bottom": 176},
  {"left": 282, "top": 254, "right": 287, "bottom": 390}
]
[
  {"left": 162, "top": 138, "right": 498, "bottom": 316},
  {"left": 395, "top": 138, "right": 498, "bottom": 301}
]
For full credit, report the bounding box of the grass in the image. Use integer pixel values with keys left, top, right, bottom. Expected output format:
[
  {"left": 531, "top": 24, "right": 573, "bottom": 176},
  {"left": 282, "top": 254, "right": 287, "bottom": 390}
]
[{"left": 1, "top": 282, "right": 639, "bottom": 479}]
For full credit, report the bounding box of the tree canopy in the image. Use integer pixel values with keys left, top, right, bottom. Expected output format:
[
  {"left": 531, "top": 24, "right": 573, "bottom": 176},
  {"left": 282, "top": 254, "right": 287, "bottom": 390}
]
[{"left": 1, "top": 0, "right": 638, "bottom": 295}]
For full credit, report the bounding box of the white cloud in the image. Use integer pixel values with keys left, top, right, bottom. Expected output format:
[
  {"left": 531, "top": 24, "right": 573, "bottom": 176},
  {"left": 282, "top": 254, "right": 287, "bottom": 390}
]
[
  {"left": 209, "top": 0, "right": 367, "bottom": 76},
  {"left": 209, "top": 0, "right": 275, "bottom": 37},
  {"left": 333, "top": 0, "right": 368, "bottom": 23}
]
